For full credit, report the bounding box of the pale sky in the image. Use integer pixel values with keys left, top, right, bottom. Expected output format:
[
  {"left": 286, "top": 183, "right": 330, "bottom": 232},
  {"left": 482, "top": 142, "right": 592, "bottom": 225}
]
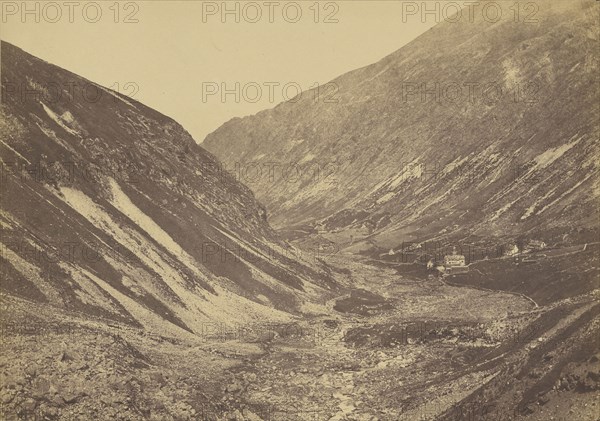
[{"left": 1, "top": 1, "right": 435, "bottom": 142}]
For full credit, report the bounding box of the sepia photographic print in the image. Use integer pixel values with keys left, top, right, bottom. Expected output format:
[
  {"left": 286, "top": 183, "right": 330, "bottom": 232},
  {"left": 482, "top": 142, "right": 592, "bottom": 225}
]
[{"left": 0, "top": 0, "right": 599, "bottom": 420}]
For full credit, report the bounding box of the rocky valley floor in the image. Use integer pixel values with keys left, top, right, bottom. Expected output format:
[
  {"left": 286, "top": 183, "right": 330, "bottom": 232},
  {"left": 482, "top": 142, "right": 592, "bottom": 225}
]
[{"left": 1, "top": 254, "right": 598, "bottom": 421}]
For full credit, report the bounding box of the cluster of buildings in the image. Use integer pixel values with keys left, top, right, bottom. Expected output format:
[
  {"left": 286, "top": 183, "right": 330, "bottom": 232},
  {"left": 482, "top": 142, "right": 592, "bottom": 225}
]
[
  {"left": 423, "top": 247, "right": 469, "bottom": 275},
  {"left": 386, "top": 238, "right": 548, "bottom": 275}
]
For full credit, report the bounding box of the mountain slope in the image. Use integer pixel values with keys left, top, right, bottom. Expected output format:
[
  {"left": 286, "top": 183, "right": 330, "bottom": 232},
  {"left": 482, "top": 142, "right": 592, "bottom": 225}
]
[
  {"left": 204, "top": 0, "right": 599, "bottom": 252},
  {"left": 0, "top": 41, "right": 336, "bottom": 338}
]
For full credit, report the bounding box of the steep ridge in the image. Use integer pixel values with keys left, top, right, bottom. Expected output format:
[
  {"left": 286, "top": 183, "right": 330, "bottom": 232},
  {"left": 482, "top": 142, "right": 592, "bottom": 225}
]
[
  {"left": 204, "top": 0, "right": 599, "bottom": 252},
  {"left": 0, "top": 41, "right": 336, "bottom": 338}
]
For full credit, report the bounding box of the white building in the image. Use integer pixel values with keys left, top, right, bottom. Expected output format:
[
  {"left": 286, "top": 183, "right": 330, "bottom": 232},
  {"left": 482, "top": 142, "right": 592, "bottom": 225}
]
[
  {"left": 444, "top": 247, "right": 466, "bottom": 267},
  {"left": 443, "top": 247, "right": 468, "bottom": 274}
]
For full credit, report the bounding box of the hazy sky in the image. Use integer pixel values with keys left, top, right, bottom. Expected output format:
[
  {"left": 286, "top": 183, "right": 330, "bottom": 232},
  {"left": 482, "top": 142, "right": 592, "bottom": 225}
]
[{"left": 1, "top": 1, "right": 435, "bottom": 142}]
